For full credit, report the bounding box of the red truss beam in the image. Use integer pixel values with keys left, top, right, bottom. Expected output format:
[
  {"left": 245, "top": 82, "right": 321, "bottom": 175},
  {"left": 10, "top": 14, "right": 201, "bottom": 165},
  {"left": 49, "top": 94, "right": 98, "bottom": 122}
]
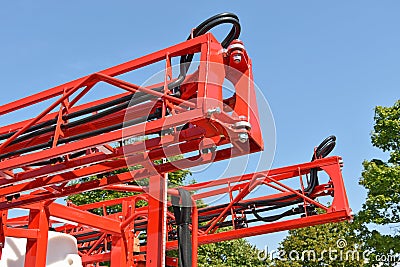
[
  {"left": 0, "top": 31, "right": 265, "bottom": 267},
  {"left": 0, "top": 16, "right": 352, "bottom": 266},
  {"left": 0, "top": 32, "right": 262, "bottom": 204},
  {"left": 2, "top": 157, "right": 352, "bottom": 267}
]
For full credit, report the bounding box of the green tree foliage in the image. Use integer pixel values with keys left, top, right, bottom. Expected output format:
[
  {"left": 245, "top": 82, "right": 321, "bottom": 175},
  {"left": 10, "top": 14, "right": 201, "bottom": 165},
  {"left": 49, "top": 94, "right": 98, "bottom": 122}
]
[
  {"left": 354, "top": 100, "right": 400, "bottom": 266},
  {"left": 274, "top": 220, "right": 363, "bottom": 267},
  {"left": 197, "top": 233, "right": 268, "bottom": 267}
]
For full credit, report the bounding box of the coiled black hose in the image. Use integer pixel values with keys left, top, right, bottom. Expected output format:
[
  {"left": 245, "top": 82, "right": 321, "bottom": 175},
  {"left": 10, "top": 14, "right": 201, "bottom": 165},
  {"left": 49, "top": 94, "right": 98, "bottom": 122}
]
[
  {"left": 248, "top": 136, "right": 336, "bottom": 221},
  {"left": 248, "top": 135, "right": 336, "bottom": 207},
  {"left": 177, "top": 13, "right": 240, "bottom": 87}
]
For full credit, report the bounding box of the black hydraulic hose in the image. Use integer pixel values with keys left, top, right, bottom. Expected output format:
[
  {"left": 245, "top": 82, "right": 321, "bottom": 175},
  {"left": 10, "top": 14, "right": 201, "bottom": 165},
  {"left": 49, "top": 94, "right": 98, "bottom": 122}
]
[
  {"left": 28, "top": 150, "right": 87, "bottom": 167},
  {"left": 0, "top": 118, "right": 58, "bottom": 141},
  {"left": 65, "top": 102, "right": 130, "bottom": 129},
  {"left": 176, "top": 13, "right": 241, "bottom": 91},
  {"left": 312, "top": 135, "right": 336, "bottom": 161},
  {"left": 59, "top": 119, "right": 135, "bottom": 144},
  {"left": 63, "top": 93, "right": 139, "bottom": 121},
  {"left": 0, "top": 94, "right": 144, "bottom": 143},
  {"left": 0, "top": 94, "right": 134, "bottom": 142},
  {"left": 196, "top": 208, "right": 301, "bottom": 231},
  {"left": 62, "top": 87, "right": 165, "bottom": 122},
  {"left": 58, "top": 108, "right": 161, "bottom": 144},
  {"left": 172, "top": 188, "right": 192, "bottom": 267},
  {"left": 191, "top": 13, "right": 240, "bottom": 48},
  {"left": 71, "top": 230, "right": 101, "bottom": 239},
  {"left": 195, "top": 200, "right": 304, "bottom": 227},
  {"left": 196, "top": 203, "right": 317, "bottom": 230},
  {"left": 0, "top": 142, "right": 49, "bottom": 160},
  {"left": 6, "top": 92, "right": 158, "bottom": 147},
  {"left": 241, "top": 135, "right": 337, "bottom": 208},
  {"left": 76, "top": 236, "right": 102, "bottom": 244},
  {"left": 79, "top": 242, "right": 112, "bottom": 252},
  {"left": 0, "top": 110, "right": 160, "bottom": 160},
  {"left": 251, "top": 205, "right": 316, "bottom": 223}
]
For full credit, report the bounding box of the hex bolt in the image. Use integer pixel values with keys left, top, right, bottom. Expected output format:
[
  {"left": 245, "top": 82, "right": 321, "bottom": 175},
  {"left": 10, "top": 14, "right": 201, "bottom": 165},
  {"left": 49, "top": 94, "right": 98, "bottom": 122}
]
[
  {"left": 233, "top": 54, "right": 242, "bottom": 63},
  {"left": 238, "top": 133, "right": 248, "bottom": 143},
  {"left": 207, "top": 107, "right": 221, "bottom": 117},
  {"left": 339, "top": 159, "right": 344, "bottom": 169}
]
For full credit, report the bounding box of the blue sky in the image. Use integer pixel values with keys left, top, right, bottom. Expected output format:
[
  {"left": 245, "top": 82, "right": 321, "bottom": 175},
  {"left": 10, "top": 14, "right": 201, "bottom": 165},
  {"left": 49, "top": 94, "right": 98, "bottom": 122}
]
[{"left": 0, "top": 1, "right": 399, "bottom": 250}]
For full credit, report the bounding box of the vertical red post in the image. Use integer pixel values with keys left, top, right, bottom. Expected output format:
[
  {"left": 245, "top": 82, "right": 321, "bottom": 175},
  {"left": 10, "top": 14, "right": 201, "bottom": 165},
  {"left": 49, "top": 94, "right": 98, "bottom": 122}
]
[
  {"left": 0, "top": 209, "right": 7, "bottom": 260},
  {"left": 197, "top": 37, "right": 225, "bottom": 114},
  {"left": 146, "top": 174, "right": 168, "bottom": 267},
  {"left": 191, "top": 200, "right": 198, "bottom": 267},
  {"left": 110, "top": 235, "right": 127, "bottom": 267},
  {"left": 24, "top": 204, "right": 50, "bottom": 267},
  {"left": 322, "top": 162, "right": 352, "bottom": 215},
  {"left": 124, "top": 200, "right": 136, "bottom": 267},
  {"left": 111, "top": 201, "right": 129, "bottom": 267}
]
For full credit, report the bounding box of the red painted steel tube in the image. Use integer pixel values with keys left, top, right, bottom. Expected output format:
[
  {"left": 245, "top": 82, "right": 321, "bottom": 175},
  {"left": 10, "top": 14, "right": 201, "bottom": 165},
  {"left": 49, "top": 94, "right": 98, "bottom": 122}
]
[
  {"left": 146, "top": 174, "right": 168, "bottom": 267},
  {"left": 191, "top": 198, "right": 198, "bottom": 267},
  {"left": 23, "top": 205, "right": 50, "bottom": 267},
  {"left": 24, "top": 202, "right": 121, "bottom": 235}
]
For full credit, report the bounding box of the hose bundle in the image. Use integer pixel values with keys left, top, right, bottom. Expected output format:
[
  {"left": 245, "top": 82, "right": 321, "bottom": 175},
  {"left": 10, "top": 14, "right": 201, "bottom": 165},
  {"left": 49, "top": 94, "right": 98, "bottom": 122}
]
[{"left": 172, "top": 188, "right": 193, "bottom": 267}]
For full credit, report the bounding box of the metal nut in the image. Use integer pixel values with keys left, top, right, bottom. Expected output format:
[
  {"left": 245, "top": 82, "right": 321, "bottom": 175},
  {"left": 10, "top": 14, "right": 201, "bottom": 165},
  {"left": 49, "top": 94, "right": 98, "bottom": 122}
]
[
  {"left": 207, "top": 107, "right": 221, "bottom": 117},
  {"left": 238, "top": 133, "right": 248, "bottom": 143},
  {"left": 232, "top": 121, "right": 251, "bottom": 131},
  {"left": 233, "top": 54, "right": 242, "bottom": 63}
]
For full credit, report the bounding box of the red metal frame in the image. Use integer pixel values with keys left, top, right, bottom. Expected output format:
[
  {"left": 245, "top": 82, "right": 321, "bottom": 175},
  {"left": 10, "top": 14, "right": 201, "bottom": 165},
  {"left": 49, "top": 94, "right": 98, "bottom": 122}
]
[{"left": 0, "top": 32, "right": 351, "bottom": 267}]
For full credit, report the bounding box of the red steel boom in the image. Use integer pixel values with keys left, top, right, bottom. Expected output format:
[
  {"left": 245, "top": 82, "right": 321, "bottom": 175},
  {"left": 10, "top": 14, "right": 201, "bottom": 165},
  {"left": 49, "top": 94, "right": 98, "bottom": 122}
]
[{"left": 0, "top": 13, "right": 351, "bottom": 267}]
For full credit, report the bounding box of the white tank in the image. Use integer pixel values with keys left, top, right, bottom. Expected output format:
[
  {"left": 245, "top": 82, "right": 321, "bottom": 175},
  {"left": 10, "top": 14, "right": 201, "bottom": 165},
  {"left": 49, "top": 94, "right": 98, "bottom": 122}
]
[{"left": 0, "top": 231, "right": 83, "bottom": 267}]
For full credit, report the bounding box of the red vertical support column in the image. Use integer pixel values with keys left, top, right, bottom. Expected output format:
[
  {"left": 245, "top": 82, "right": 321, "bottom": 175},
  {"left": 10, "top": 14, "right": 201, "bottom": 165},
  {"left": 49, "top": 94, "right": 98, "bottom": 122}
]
[
  {"left": 124, "top": 200, "right": 135, "bottom": 267},
  {"left": 191, "top": 201, "right": 198, "bottom": 267},
  {"left": 197, "top": 37, "right": 225, "bottom": 114},
  {"left": 111, "top": 235, "right": 127, "bottom": 267},
  {"left": 146, "top": 174, "right": 168, "bottom": 267},
  {"left": 24, "top": 204, "right": 50, "bottom": 267},
  {"left": 321, "top": 162, "right": 352, "bottom": 215},
  {"left": 0, "top": 209, "right": 7, "bottom": 259},
  {"left": 111, "top": 201, "right": 128, "bottom": 267}
]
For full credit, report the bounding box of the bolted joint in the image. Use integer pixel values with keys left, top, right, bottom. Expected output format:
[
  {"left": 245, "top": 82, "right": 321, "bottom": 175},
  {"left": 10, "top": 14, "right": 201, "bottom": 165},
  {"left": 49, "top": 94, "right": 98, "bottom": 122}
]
[
  {"left": 339, "top": 159, "right": 344, "bottom": 169},
  {"left": 238, "top": 133, "right": 249, "bottom": 143},
  {"left": 228, "top": 40, "right": 245, "bottom": 65},
  {"left": 201, "top": 146, "right": 217, "bottom": 154},
  {"left": 232, "top": 121, "right": 251, "bottom": 131},
  {"left": 207, "top": 107, "right": 221, "bottom": 117},
  {"left": 232, "top": 53, "right": 242, "bottom": 63}
]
